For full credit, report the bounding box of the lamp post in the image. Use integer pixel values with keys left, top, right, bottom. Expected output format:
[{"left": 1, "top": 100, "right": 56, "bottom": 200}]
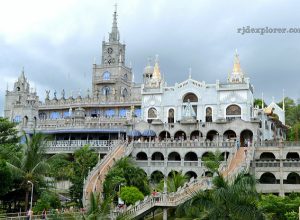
[{"left": 27, "top": 181, "right": 33, "bottom": 219}]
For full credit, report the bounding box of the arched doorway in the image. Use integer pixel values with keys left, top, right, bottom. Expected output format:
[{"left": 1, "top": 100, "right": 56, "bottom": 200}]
[
  {"left": 190, "top": 130, "right": 202, "bottom": 140},
  {"left": 152, "top": 152, "right": 164, "bottom": 161},
  {"left": 159, "top": 131, "right": 171, "bottom": 141},
  {"left": 221, "top": 152, "right": 230, "bottom": 161},
  {"left": 184, "top": 152, "right": 198, "bottom": 161},
  {"left": 259, "top": 172, "right": 277, "bottom": 184},
  {"left": 206, "top": 130, "right": 218, "bottom": 141},
  {"left": 204, "top": 171, "right": 213, "bottom": 177},
  {"left": 174, "top": 131, "right": 186, "bottom": 140},
  {"left": 150, "top": 171, "right": 164, "bottom": 184},
  {"left": 185, "top": 171, "right": 197, "bottom": 179},
  {"left": 136, "top": 152, "right": 147, "bottom": 160},
  {"left": 201, "top": 152, "right": 213, "bottom": 160},
  {"left": 223, "top": 130, "right": 237, "bottom": 141},
  {"left": 205, "top": 107, "right": 212, "bottom": 122},
  {"left": 168, "top": 170, "right": 179, "bottom": 178},
  {"left": 286, "top": 152, "right": 300, "bottom": 160},
  {"left": 168, "top": 152, "right": 181, "bottom": 161},
  {"left": 240, "top": 129, "right": 253, "bottom": 147},
  {"left": 285, "top": 172, "right": 300, "bottom": 184},
  {"left": 168, "top": 109, "right": 175, "bottom": 123},
  {"left": 260, "top": 152, "right": 276, "bottom": 160}
]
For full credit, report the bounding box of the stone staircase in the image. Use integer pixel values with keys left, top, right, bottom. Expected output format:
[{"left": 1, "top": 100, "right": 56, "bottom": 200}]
[
  {"left": 222, "top": 145, "right": 255, "bottom": 182},
  {"left": 113, "top": 177, "right": 212, "bottom": 219},
  {"left": 82, "top": 141, "right": 133, "bottom": 207}
]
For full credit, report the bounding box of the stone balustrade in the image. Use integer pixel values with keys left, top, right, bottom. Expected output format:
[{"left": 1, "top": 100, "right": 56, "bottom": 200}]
[{"left": 45, "top": 140, "right": 118, "bottom": 153}]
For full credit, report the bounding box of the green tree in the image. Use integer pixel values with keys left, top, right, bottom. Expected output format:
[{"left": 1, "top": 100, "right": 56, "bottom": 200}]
[
  {"left": 158, "top": 170, "right": 188, "bottom": 193},
  {"left": 0, "top": 117, "right": 20, "bottom": 161},
  {"left": 254, "top": 99, "right": 267, "bottom": 109},
  {"left": 120, "top": 186, "right": 144, "bottom": 205},
  {"left": 69, "top": 145, "right": 98, "bottom": 206},
  {"left": 0, "top": 159, "right": 13, "bottom": 196},
  {"left": 103, "top": 157, "right": 150, "bottom": 199},
  {"left": 83, "top": 192, "right": 111, "bottom": 220},
  {"left": 177, "top": 173, "right": 263, "bottom": 220},
  {"left": 6, "top": 131, "right": 55, "bottom": 211},
  {"left": 202, "top": 151, "right": 222, "bottom": 174},
  {"left": 33, "top": 191, "right": 61, "bottom": 212}
]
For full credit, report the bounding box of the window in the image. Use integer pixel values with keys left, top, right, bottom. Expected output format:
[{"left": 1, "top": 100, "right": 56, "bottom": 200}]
[
  {"left": 226, "top": 105, "right": 241, "bottom": 115},
  {"left": 119, "top": 108, "right": 127, "bottom": 117},
  {"left": 50, "top": 112, "right": 60, "bottom": 119},
  {"left": 102, "top": 71, "right": 111, "bottom": 80},
  {"left": 121, "top": 88, "right": 128, "bottom": 97},
  {"left": 206, "top": 107, "right": 212, "bottom": 122},
  {"left": 148, "top": 108, "right": 157, "bottom": 119},
  {"left": 13, "top": 115, "right": 21, "bottom": 123},
  {"left": 168, "top": 109, "right": 174, "bottom": 123},
  {"left": 102, "top": 86, "right": 110, "bottom": 96},
  {"left": 183, "top": 93, "right": 198, "bottom": 102},
  {"left": 134, "top": 108, "right": 142, "bottom": 118}
]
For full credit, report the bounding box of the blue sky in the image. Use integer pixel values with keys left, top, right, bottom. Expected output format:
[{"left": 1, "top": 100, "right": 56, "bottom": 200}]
[{"left": 1, "top": 0, "right": 300, "bottom": 114}]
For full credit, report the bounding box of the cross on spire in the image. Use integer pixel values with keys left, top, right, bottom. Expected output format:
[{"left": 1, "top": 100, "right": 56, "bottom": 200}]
[{"left": 109, "top": 3, "right": 120, "bottom": 42}]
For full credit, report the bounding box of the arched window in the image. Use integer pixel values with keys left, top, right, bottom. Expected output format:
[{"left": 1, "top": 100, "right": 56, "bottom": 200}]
[
  {"left": 102, "top": 86, "right": 110, "bottom": 96},
  {"left": 168, "top": 108, "right": 174, "bottom": 123},
  {"left": 183, "top": 93, "right": 198, "bottom": 102},
  {"left": 148, "top": 108, "right": 157, "bottom": 119},
  {"left": 226, "top": 104, "right": 241, "bottom": 116},
  {"left": 102, "top": 71, "right": 111, "bottom": 80},
  {"left": 206, "top": 107, "right": 212, "bottom": 122},
  {"left": 121, "top": 88, "right": 128, "bottom": 97}
]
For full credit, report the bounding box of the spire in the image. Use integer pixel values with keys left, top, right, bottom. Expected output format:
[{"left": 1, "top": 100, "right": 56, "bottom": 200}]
[
  {"left": 188, "top": 67, "right": 192, "bottom": 79},
  {"left": 152, "top": 55, "right": 161, "bottom": 80},
  {"left": 109, "top": 4, "right": 120, "bottom": 42},
  {"left": 233, "top": 49, "right": 242, "bottom": 73},
  {"left": 19, "top": 67, "right": 26, "bottom": 82}
]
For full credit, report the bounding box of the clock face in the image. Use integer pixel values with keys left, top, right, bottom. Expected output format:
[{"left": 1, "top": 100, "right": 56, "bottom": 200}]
[{"left": 107, "top": 47, "right": 113, "bottom": 54}]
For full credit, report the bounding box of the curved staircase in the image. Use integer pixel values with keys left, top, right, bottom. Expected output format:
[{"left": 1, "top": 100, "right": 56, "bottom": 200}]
[{"left": 82, "top": 141, "right": 133, "bottom": 207}]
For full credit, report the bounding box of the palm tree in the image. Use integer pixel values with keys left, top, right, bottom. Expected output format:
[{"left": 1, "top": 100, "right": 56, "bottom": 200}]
[
  {"left": 6, "top": 131, "right": 59, "bottom": 211},
  {"left": 158, "top": 170, "right": 188, "bottom": 193},
  {"left": 83, "top": 192, "right": 111, "bottom": 220},
  {"left": 177, "top": 173, "right": 264, "bottom": 220}
]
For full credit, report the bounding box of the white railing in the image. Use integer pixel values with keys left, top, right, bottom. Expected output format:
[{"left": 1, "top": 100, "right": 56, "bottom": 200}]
[{"left": 114, "top": 177, "right": 212, "bottom": 219}]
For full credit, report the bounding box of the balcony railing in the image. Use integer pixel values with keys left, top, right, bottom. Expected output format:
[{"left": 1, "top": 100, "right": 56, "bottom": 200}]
[{"left": 45, "top": 140, "right": 118, "bottom": 153}]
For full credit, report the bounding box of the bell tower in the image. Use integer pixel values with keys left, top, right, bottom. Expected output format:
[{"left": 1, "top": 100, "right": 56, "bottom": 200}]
[{"left": 92, "top": 5, "right": 133, "bottom": 101}]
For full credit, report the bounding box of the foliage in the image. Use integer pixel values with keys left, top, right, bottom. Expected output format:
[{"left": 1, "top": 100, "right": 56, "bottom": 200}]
[
  {"left": 5, "top": 131, "right": 56, "bottom": 210},
  {"left": 120, "top": 186, "right": 144, "bottom": 205},
  {"left": 103, "top": 157, "right": 150, "bottom": 199},
  {"left": 177, "top": 173, "right": 263, "bottom": 220},
  {"left": 284, "top": 211, "right": 298, "bottom": 220},
  {"left": 202, "top": 150, "right": 222, "bottom": 174},
  {"left": 288, "top": 123, "right": 300, "bottom": 141},
  {"left": 157, "top": 170, "right": 188, "bottom": 193},
  {"left": 258, "top": 193, "right": 300, "bottom": 220},
  {"left": 254, "top": 99, "right": 267, "bottom": 109},
  {"left": 69, "top": 145, "right": 98, "bottom": 206},
  {"left": 33, "top": 191, "right": 61, "bottom": 212},
  {"left": 83, "top": 192, "right": 111, "bottom": 220},
  {"left": 0, "top": 159, "right": 13, "bottom": 196},
  {"left": 0, "top": 117, "right": 20, "bottom": 161},
  {"left": 48, "top": 154, "right": 72, "bottom": 180}
]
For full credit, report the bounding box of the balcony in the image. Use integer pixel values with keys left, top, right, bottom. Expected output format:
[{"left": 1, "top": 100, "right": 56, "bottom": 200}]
[{"left": 45, "top": 139, "right": 118, "bottom": 153}]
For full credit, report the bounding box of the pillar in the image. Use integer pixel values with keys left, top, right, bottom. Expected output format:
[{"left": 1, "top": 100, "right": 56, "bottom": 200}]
[{"left": 163, "top": 208, "right": 168, "bottom": 220}]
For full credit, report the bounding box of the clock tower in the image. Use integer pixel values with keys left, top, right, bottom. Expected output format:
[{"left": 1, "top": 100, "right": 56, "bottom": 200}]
[{"left": 92, "top": 6, "right": 133, "bottom": 101}]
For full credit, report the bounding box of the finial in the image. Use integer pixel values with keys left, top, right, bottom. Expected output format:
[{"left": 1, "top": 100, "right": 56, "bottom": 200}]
[
  {"left": 155, "top": 54, "right": 159, "bottom": 63},
  {"left": 233, "top": 49, "right": 242, "bottom": 73},
  {"left": 6, "top": 82, "right": 8, "bottom": 91},
  {"left": 132, "top": 72, "right": 135, "bottom": 83},
  {"left": 188, "top": 67, "right": 192, "bottom": 79},
  {"left": 114, "top": 3, "right": 117, "bottom": 13}
]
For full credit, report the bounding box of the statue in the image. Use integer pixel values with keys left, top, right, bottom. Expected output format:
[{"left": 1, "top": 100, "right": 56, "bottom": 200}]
[
  {"left": 53, "top": 90, "right": 57, "bottom": 99},
  {"left": 61, "top": 89, "right": 65, "bottom": 99},
  {"left": 183, "top": 99, "right": 196, "bottom": 118},
  {"left": 69, "top": 107, "right": 72, "bottom": 117},
  {"left": 45, "top": 90, "right": 50, "bottom": 100}
]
